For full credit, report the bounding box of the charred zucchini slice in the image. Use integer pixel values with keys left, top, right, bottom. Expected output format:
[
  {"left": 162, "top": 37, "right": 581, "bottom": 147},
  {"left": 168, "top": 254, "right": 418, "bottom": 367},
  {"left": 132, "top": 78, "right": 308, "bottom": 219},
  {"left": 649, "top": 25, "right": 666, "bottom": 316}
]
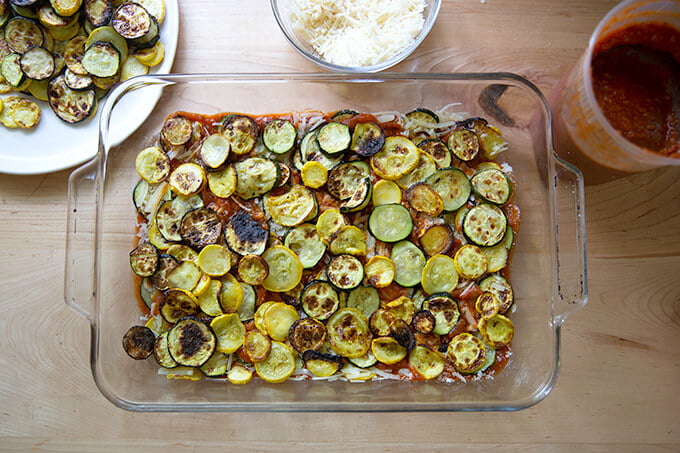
[
  {"left": 410, "top": 309, "right": 436, "bottom": 334},
  {"left": 417, "top": 139, "right": 452, "bottom": 169},
  {"left": 1, "top": 53, "right": 25, "bottom": 87},
  {"left": 447, "top": 128, "right": 480, "bottom": 162},
  {"left": 19, "top": 46, "right": 54, "bottom": 80},
  {"left": 155, "top": 194, "right": 204, "bottom": 242},
  {"left": 329, "top": 225, "right": 366, "bottom": 256},
  {"left": 317, "top": 121, "right": 351, "bottom": 155},
  {"left": 326, "top": 308, "right": 372, "bottom": 359},
  {"left": 207, "top": 165, "right": 237, "bottom": 198},
  {"left": 47, "top": 74, "right": 96, "bottom": 124},
  {"left": 161, "top": 114, "right": 193, "bottom": 146},
  {"left": 463, "top": 118, "right": 509, "bottom": 160},
  {"left": 283, "top": 223, "right": 326, "bottom": 268},
  {"left": 265, "top": 184, "right": 316, "bottom": 227},
  {"left": 224, "top": 211, "right": 268, "bottom": 256},
  {"left": 370, "top": 136, "right": 420, "bottom": 180},
  {"left": 5, "top": 17, "right": 43, "bottom": 54},
  {"left": 199, "top": 351, "right": 230, "bottom": 377},
  {"left": 234, "top": 157, "right": 279, "bottom": 199},
  {"left": 462, "top": 204, "right": 507, "bottom": 247},
  {"left": 263, "top": 118, "right": 297, "bottom": 154},
  {"left": 479, "top": 274, "right": 513, "bottom": 314},
  {"left": 210, "top": 313, "right": 246, "bottom": 354},
  {"left": 303, "top": 350, "right": 343, "bottom": 377},
  {"left": 264, "top": 302, "right": 299, "bottom": 342},
  {"left": 368, "top": 204, "right": 412, "bottom": 243},
  {"left": 112, "top": 1, "right": 155, "bottom": 39},
  {"left": 327, "top": 161, "right": 370, "bottom": 201},
  {"left": 453, "top": 244, "right": 488, "bottom": 279},
  {"left": 406, "top": 108, "right": 439, "bottom": 125},
  {"left": 350, "top": 122, "right": 385, "bottom": 157},
  {"left": 261, "top": 245, "right": 303, "bottom": 292},
  {"left": 64, "top": 69, "right": 94, "bottom": 91},
  {"left": 180, "top": 207, "right": 222, "bottom": 249},
  {"left": 364, "top": 256, "right": 395, "bottom": 289},
  {"left": 197, "top": 244, "right": 234, "bottom": 277},
  {"left": 160, "top": 288, "right": 200, "bottom": 323},
  {"left": 301, "top": 280, "right": 340, "bottom": 320},
  {"left": 153, "top": 331, "right": 178, "bottom": 368},
  {"left": 405, "top": 183, "right": 444, "bottom": 217},
  {"left": 372, "top": 179, "right": 402, "bottom": 206},
  {"left": 254, "top": 341, "right": 296, "bottom": 383},
  {"left": 409, "top": 345, "right": 445, "bottom": 379},
  {"left": 390, "top": 240, "right": 426, "bottom": 287},
  {"left": 423, "top": 293, "right": 460, "bottom": 335},
  {"left": 371, "top": 337, "right": 407, "bottom": 365},
  {"left": 421, "top": 254, "right": 458, "bottom": 295},
  {"left": 168, "top": 163, "right": 206, "bottom": 196},
  {"left": 419, "top": 224, "right": 454, "bottom": 257},
  {"left": 200, "top": 134, "right": 230, "bottom": 169},
  {"left": 122, "top": 325, "right": 155, "bottom": 360},
  {"left": 339, "top": 177, "right": 372, "bottom": 213},
  {"left": 348, "top": 350, "right": 378, "bottom": 369},
  {"left": 447, "top": 332, "right": 485, "bottom": 374},
  {"left": 327, "top": 254, "right": 364, "bottom": 290},
  {"left": 219, "top": 114, "right": 259, "bottom": 155},
  {"left": 149, "top": 254, "right": 178, "bottom": 291},
  {"left": 289, "top": 317, "right": 327, "bottom": 354},
  {"left": 237, "top": 254, "right": 269, "bottom": 285},
  {"left": 167, "top": 317, "right": 216, "bottom": 367},
  {"left": 425, "top": 167, "right": 471, "bottom": 212},
  {"left": 471, "top": 168, "right": 512, "bottom": 205},
  {"left": 243, "top": 330, "right": 272, "bottom": 362},
  {"left": 82, "top": 41, "right": 120, "bottom": 78},
  {"left": 84, "top": 0, "right": 113, "bottom": 27},
  {"left": 299, "top": 129, "right": 343, "bottom": 170},
  {"left": 129, "top": 242, "right": 158, "bottom": 277},
  {"left": 389, "top": 318, "right": 415, "bottom": 350},
  {"left": 331, "top": 109, "right": 358, "bottom": 121}
]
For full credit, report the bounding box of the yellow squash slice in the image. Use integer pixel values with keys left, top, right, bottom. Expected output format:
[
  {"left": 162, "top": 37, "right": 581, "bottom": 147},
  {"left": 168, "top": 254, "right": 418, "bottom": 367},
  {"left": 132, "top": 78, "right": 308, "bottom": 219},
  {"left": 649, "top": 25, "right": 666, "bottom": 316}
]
[
  {"left": 421, "top": 254, "right": 458, "bottom": 295},
  {"left": 264, "top": 302, "right": 299, "bottom": 342},
  {"left": 254, "top": 341, "right": 296, "bottom": 383},
  {"left": 261, "top": 246, "right": 303, "bottom": 292},
  {"left": 210, "top": 313, "right": 246, "bottom": 354},
  {"left": 409, "top": 345, "right": 445, "bottom": 380}
]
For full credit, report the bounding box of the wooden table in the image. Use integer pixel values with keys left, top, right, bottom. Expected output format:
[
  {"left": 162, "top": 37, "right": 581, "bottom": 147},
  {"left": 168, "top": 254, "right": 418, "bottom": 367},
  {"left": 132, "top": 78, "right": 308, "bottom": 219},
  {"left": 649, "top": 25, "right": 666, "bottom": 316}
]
[{"left": 2, "top": 0, "right": 679, "bottom": 450}]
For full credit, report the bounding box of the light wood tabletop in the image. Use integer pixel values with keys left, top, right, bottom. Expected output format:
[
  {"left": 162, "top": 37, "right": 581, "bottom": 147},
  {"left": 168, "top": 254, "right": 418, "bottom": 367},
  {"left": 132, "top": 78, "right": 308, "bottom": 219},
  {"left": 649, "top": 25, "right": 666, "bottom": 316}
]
[{"left": 1, "top": 0, "right": 679, "bottom": 451}]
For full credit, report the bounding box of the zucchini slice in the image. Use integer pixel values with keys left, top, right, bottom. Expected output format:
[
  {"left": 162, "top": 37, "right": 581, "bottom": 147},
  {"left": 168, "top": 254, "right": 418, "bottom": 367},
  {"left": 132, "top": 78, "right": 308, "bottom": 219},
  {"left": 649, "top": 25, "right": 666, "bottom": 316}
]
[
  {"left": 199, "top": 352, "right": 229, "bottom": 377},
  {"left": 38, "top": 4, "right": 75, "bottom": 28},
  {"left": 264, "top": 302, "right": 299, "bottom": 342},
  {"left": 210, "top": 313, "right": 246, "bottom": 354},
  {"left": 47, "top": 74, "right": 96, "bottom": 124},
  {"left": 149, "top": 254, "right": 177, "bottom": 291},
  {"left": 1, "top": 53, "right": 25, "bottom": 87},
  {"left": 254, "top": 341, "right": 296, "bottom": 383},
  {"left": 417, "top": 138, "right": 452, "bottom": 169},
  {"left": 453, "top": 244, "right": 488, "bottom": 279},
  {"left": 153, "top": 331, "right": 178, "bottom": 368},
  {"left": 447, "top": 332, "right": 485, "bottom": 374},
  {"left": 463, "top": 117, "right": 509, "bottom": 160},
  {"left": 200, "top": 134, "right": 230, "bottom": 169},
  {"left": 317, "top": 121, "right": 351, "bottom": 155},
  {"left": 348, "top": 350, "right": 378, "bottom": 369},
  {"left": 480, "top": 243, "right": 508, "bottom": 272},
  {"left": 331, "top": 109, "right": 358, "bottom": 121},
  {"left": 370, "top": 136, "right": 420, "bottom": 180},
  {"left": 167, "top": 318, "right": 217, "bottom": 367},
  {"left": 265, "top": 184, "right": 316, "bottom": 227},
  {"left": 84, "top": 0, "right": 113, "bottom": 27},
  {"left": 261, "top": 245, "right": 303, "bottom": 292},
  {"left": 168, "top": 163, "right": 206, "bottom": 196},
  {"left": 85, "top": 25, "right": 129, "bottom": 62},
  {"left": 419, "top": 224, "right": 454, "bottom": 257},
  {"left": 299, "top": 129, "right": 343, "bottom": 170},
  {"left": 350, "top": 122, "right": 385, "bottom": 157},
  {"left": 283, "top": 223, "right": 326, "bottom": 268},
  {"left": 243, "top": 330, "right": 272, "bottom": 362},
  {"left": 207, "top": 165, "right": 237, "bottom": 198},
  {"left": 425, "top": 167, "right": 471, "bottom": 212},
  {"left": 326, "top": 308, "right": 372, "bottom": 359},
  {"left": 179, "top": 207, "right": 222, "bottom": 249},
  {"left": 462, "top": 204, "right": 507, "bottom": 247},
  {"left": 421, "top": 254, "right": 458, "bottom": 295},
  {"left": 64, "top": 69, "right": 94, "bottom": 91},
  {"left": 160, "top": 288, "right": 200, "bottom": 324},
  {"left": 405, "top": 182, "right": 444, "bottom": 217},
  {"left": 315, "top": 208, "right": 346, "bottom": 244},
  {"left": 19, "top": 46, "right": 54, "bottom": 80},
  {"left": 406, "top": 108, "right": 439, "bottom": 125},
  {"left": 236, "top": 283, "right": 256, "bottom": 321},
  {"left": 219, "top": 114, "right": 259, "bottom": 155},
  {"left": 263, "top": 118, "right": 297, "bottom": 154},
  {"left": 197, "top": 244, "right": 233, "bottom": 277},
  {"left": 234, "top": 157, "right": 279, "bottom": 199},
  {"left": 129, "top": 242, "right": 158, "bottom": 277},
  {"left": 237, "top": 254, "right": 269, "bottom": 285},
  {"left": 112, "top": 1, "right": 155, "bottom": 39},
  {"left": 422, "top": 293, "right": 460, "bottom": 335},
  {"left": 133, "top": 179, "right": 169, "bottom": 219},
  {"left": 369, "top": 309, "right": 398, "bottom": 337},
  {"left": 471, "top": 168, "right": 512, "bottom": 205},
  {"left": 139, "top": 277, "right": 161, "bottom": 309},
  {"left": 302, "top": 350, "right": 343, "bottom": 377},
  {"left": 389, "top": 318, "right": 415, "bottom": 350},
  {"left": 372, "top": 179, "right": 402, "bottom": 206},
  {"left": 224, "top": 211, "right": 268, "bottom": 256},
  {"left": 364, "top": 256, "right": 395, "bottom": 289},
  {"left": 447, "top": 128, "right": 480, "bottom": 162},
  {"left": 368, "top": 203, "right": 412, "bottom": 243},
  {"left": 346, "top": 285, "right": 381, "bottom": 318},
  {"left": 167, "top": 244, "right": 199, "bottom": 264},
  {"left": 155, "top": 194, "right": 204, "bottom": 242},
  {"left": 329, "top": 225, "right": 366, "bottom": 256},
  {"left": 390, "top": 240, "right": 426, "bottom": 287},
  {"left": 5, "top": 17, "right": 43, "bottom": 54},
  {"left": 339, "top": 177, "right": 372, "bottom": 213},
  {"left": 301, "top": 280, "right": 340, "bottom": 320},
  {"left": 396, "top": 151, "right": 437, "bottom": 190},
  {"left": 409, "top": 345, "right": 445, "bottom": 380},
  {"left": 122, "top": 325, "right": 155, "bottom": 360},
  {"left": 289, "top": 317, "right": 327, "bottom": 353},
  {"left": 410, "top": 309, "right": 436, "bottom": 334},
  {"left": 327, "top": 254, "right": 364, "bottom": 290},
  {"left": 327, "top": 161, "right": 370, "bottom": 201},
  {"left": 371, "top": 337, "right": 407, "bottom": 365},
  {"left": 479, "top": 274, "right": 513, "bottom": 314},
  {"left": 161, "top": 114, "right": 193, "bottom": 146},
  {"left": 81, "top": 41, "right": 120, "bottom": 78}
]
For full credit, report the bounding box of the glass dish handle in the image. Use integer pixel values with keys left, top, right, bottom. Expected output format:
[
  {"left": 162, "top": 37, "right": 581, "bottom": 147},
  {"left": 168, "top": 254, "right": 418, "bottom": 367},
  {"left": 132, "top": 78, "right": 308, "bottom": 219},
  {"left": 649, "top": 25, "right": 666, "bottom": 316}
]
[
  {"left": 552, "top": 157, "right": 588, "bottom": 325},
  {"left": 64, "top": 159, "right": 98, "bottom": 324}
]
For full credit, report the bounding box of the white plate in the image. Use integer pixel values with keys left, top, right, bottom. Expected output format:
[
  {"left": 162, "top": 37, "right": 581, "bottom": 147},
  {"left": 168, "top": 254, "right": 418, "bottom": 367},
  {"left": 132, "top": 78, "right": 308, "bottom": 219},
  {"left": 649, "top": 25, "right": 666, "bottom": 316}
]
[{"left": 0, "top": 0, "right": 179, "bottom": 175}]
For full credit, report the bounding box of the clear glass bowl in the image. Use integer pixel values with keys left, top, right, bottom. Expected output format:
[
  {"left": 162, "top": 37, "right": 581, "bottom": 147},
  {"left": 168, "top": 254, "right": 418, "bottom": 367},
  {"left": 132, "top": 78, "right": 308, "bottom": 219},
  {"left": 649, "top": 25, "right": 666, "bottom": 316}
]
[
  {"left": 65, "top": 73, "right": 587, "bottom": 412},
  {"left": 270, "top": 0, "right": 442, "bottom": 72}
]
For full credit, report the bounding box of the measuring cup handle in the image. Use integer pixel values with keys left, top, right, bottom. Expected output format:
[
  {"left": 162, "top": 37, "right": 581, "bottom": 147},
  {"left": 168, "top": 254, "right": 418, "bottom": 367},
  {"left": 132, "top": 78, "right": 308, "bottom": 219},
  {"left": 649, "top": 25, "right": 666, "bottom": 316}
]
[
  {"left": 552, "top": 156, "right": 589, "bottom": 325},
  {"left": 64, "top": 159, "right": 98, "bottom": 324}
]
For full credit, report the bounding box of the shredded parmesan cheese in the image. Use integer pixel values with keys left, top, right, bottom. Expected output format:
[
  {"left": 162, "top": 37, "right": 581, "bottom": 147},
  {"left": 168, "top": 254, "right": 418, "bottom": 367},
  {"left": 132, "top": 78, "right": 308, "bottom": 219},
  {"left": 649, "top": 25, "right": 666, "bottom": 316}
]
[{"left": 289, "top": 0, "right": 427, "bottom": 67}]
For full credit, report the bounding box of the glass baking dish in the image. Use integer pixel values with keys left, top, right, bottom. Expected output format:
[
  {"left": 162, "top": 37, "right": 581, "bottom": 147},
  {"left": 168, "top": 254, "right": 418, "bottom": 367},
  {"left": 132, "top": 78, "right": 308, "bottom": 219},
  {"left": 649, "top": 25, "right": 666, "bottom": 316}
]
[{"left": 65, "top": 73, "right": 587, "bottom": 412}]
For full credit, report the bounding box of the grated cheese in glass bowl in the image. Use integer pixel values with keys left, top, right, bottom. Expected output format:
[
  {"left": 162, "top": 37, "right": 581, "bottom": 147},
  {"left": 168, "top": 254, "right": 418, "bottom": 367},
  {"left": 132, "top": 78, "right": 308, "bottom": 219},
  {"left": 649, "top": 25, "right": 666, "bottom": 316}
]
[{"left": 271, "top": 0, "right": 442, "bottom": 72}]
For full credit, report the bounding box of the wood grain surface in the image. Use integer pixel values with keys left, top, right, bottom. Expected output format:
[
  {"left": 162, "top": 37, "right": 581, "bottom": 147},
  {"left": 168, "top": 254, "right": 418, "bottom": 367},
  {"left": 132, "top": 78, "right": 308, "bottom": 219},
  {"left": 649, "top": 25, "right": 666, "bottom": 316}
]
[{"left": 1, "top": 0, "right": 679, "bottom": 451}]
